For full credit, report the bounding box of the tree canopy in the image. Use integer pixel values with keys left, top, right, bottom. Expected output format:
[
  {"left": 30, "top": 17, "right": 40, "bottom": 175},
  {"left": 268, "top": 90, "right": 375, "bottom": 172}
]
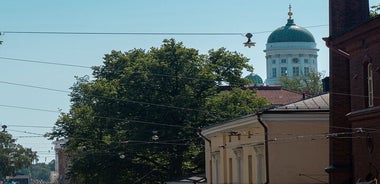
[
  {"left": 371, "top": 3, "right": 380, "bottom": 17},
  {"left": 279, "top": 70, "right": 324, "bottom": 96},
  {"left": 0, "top": 131, "right": 38, "bottom": 179},
  {"left": 48, "top": 39, "right": 269, "bottom": 183}
]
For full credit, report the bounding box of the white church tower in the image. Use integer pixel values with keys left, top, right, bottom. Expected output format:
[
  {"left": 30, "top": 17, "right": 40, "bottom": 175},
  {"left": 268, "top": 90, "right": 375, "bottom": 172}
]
[{"left": 264, "top": 5, "right": 319, "bottom": 85}]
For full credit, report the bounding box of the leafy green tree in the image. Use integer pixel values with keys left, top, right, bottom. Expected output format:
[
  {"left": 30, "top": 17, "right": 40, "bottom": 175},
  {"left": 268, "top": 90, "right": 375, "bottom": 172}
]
[
  {"left": 204, "top": 88, "right": 270, "bottom": 123},
  {"left": 18, "top": 162, "right": 52, "bottom": 181},
  {"left": 279, "top": 71, "right": 324, "bottom": 96},
  {"left": 371, "top": 3, "right": 380, "bottom": 17},
  {"left": 48, "top": 39, "right": 267, "bottom": 183},
  {"left": 47, "top": 160, "right": 55, "bottom": 171},
  {"left": 0, "top": 132, "right": 38, "bottom": 180}
]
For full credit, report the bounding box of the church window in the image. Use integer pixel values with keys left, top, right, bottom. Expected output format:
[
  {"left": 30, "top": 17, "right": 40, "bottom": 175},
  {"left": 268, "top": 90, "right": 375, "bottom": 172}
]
[
  {"left": 368, "top": 63, "right": 374, "bottom": 107},
  {"left": 292, "top": 58, "right": 299, "bottom": 64},
  {"left": 293, "top": 67, "right": 300, "bottom": 76},
  {"left": 281, "top": 67, "right": 287, "bottom": 76},
  {"left": 272, "top": 68, "right": 277, "bottom": 78},
  {"left": 281, "top": 59, "right": 287, "bottom": 64},
  {"left": 304, "top": 67, "right": 309, "bottom": 75}
]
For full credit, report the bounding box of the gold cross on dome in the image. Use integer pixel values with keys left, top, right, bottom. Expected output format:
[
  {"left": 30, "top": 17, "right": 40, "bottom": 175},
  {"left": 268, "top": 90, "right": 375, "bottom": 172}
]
[{"left": 288, "top": 4, "right": 293, "bottom": 19}]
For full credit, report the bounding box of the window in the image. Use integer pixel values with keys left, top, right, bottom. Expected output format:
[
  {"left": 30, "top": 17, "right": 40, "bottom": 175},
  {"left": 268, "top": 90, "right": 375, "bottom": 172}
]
[
  {"left": 292, "top": 58, "right": 299, "bottom": 64},
  {"left": 304, "top": 67, "right": 310, "bottom": 75},
  {"left": 304, "top": 59, "right": 309, "bottom": 64},
  {"left": 368, "top": 63, "right": 374, "bottom": 107},
  {"left": 229, "top": 158, "right": 233, "bottom": 184},
  {"left": 248, "top": 155, "right": 253, "bottom": 184},
  {"left": 293, "top": 67, "right": 300, "bottom": 77},
  {"left": 281, "top": 59, "right": 287, "bottom": 64},
  {"left": 212, "top": 152, "right": 220, "bottom": 184},
  {"left": 234, "top": 148, "right": 243, "bottom": 184},
  {"left": 254, "top": 145, "right": 264, "bottom": 184},
  {"left": 281, "top": 67, "right": 287, "bottom": 76},
  {"left": 272, "top": 60, "right": 276, "bottom": 64},
  {"left": 272, "top": 68, "right": 277, "bottom": 78}
]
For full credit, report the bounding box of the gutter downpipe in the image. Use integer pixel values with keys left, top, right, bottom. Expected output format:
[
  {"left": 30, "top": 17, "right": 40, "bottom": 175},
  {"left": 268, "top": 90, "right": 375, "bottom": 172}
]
[
  {"left": 257, "top": 112, "right": 270, "bottom": 184},
  {"left": 197, "top": 128, "right": 211, "bottom": 145},
  {"left": 197, "top": 129, "right": 212, "bottom": 183}
]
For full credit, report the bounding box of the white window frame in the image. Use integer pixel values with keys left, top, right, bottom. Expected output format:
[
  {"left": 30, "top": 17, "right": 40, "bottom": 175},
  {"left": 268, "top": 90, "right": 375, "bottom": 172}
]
[
  {"left": 281, "top": 67, "right": 287, "bottom": 76},
  {"left": 272, "top": 68, "right": 277, "bottom": 78},
  {"left": 293, "top": 67, "right": 300, "bottom": 77},
  {"left": 368, "top": 63, "right": 374, "bottom": 107}
]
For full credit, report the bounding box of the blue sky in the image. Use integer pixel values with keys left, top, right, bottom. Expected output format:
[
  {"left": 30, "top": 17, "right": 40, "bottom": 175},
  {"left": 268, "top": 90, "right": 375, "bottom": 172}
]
[{"left": 0, "top": 1, "right": 376, "bottom": 163}]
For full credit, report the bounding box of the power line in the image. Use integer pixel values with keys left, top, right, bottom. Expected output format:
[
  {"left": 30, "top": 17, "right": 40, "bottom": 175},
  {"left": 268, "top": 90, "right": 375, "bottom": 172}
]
[
  {"left": 0, "top": 104, "right": 61, "bottom": 113},
  {"left": 5, "top": 124, "right": 54, "bottom": 129},
  {"left": 0, "top": 56, "right": 222, "bottom": 83},
  {"left": 0, "top": 25, "right": 328, "bottom": 36},
  {"left": 0, "top": 79, "right": 215, "bottom": 114},
  {"left": 0, "top": 56, "right": 91, "bottom": 69},
  {"left": 1, "top": 31, "right": 246, "bottom": 36},
  {"left": 4, "top": 78, "right": 380, "bottom": 114},
  {"left": 0, "top": 80, "right": 71, "bottom": 93}
]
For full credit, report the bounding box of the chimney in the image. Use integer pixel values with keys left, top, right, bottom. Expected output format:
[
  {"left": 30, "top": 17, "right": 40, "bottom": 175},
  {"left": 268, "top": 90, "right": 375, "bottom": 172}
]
[{"left": 330, "top": 0, "right": 369, "bottom": 35}]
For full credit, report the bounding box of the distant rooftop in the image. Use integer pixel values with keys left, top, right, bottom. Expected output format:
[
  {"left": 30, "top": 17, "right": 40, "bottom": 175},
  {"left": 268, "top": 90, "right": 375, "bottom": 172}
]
[
  {"left": 219, "top": 85, "right": 305, "bottom": 106},
  {"left": 270, "top": 93, "right": 329, "bottom": 111}
]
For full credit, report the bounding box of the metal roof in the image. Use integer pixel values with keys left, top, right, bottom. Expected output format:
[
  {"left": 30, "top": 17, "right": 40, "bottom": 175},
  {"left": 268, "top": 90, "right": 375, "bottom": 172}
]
[{"left": 270, "top": 93, "right": 329, "bottom": 111}]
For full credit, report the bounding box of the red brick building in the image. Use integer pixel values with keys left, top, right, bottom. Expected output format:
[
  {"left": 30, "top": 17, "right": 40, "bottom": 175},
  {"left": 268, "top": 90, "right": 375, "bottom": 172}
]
[{"left": 325, "top": 0, "right": 380, "bottom": 183}]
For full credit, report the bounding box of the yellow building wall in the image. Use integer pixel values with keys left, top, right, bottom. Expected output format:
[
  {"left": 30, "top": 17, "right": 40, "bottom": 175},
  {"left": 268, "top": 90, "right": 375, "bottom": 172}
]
[
  {"left": 203, "top": 112, "right": 329, "bottom": 184},
  {"left": 266, "top": 120, "right": 329, "bottom": 184},
  {"left": 203, "top": 117, "right": 266, "bottom": 184}
]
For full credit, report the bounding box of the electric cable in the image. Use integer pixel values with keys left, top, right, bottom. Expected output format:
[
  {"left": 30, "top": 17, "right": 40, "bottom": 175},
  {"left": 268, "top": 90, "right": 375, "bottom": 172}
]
[{"left": 0, "top": 24, "right": 328, "bottom": 36}]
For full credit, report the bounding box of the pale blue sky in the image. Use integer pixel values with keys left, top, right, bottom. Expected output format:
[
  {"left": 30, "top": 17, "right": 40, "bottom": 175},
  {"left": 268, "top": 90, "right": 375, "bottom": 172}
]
[{"left": 0, "top": 1, "right": 376, "bottom": 163}]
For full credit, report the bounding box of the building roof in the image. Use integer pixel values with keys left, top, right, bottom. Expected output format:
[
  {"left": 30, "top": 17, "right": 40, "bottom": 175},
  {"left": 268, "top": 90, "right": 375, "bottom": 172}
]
[
  {"left": 219, "top": 85, "right": 305, "bottom": 106},
  {"left": 267, "top": 18, "right": 315, "bottom": 43},
  {"left": 270, "top": 93, "right": 329, "bottom": 111},
  {"left": 202, "top": 93, "right": 329, "bottom": 132},
  {"left": 253, "top": 86, "right": 305, "bottom": 106}
]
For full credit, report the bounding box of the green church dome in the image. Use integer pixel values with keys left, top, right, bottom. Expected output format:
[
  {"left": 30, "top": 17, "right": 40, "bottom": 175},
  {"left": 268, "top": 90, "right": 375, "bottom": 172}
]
[
  {"left": 267, "top": 19, "right": 315, "bottom": 43},
  {"left": 245, "top": 73, "right": 263, "bottom": 85}
]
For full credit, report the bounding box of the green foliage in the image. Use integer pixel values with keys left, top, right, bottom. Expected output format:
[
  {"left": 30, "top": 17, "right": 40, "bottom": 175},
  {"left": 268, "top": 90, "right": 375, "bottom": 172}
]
[
  {"left": 18, "top": 162, "right": 54, "bottom": 181},
  {"left": 204, "top": 88, "right": 270, "bottom": 123},
  {"left": 48, "top": 39, "right": 267, "bottom": 183},
  {"left": 279, "top": 71, "right": 323, "bottom": 96},
  {"left": 371, "top": 4, "right": 380, "bottom": 17},
  {"left": 0, "top": 132, "right": 37, "bottom": 179}
]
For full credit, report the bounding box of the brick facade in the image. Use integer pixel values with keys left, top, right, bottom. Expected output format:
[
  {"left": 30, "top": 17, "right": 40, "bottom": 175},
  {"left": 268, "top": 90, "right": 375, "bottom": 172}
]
[{"left": 326, "top": 0, "right": 380, "bottom": 183}]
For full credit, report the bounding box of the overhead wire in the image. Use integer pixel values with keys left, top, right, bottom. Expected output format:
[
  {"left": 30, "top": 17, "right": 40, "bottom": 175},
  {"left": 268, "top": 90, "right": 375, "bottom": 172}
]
[
  {"left": 0, "top": 24, "right": 328, "bottom": 36},
  {"left": 1, "top": 31, "right": 246, "bottom": 36},
  {"left": 0, "top": 56, "right": 91, "bottom": 69},
  {"left": 2, "top": 76, "right": 380, "bottom": 134},
  {"left": 2, "top": 78, "right": 380, "bottom": 120},
  {"left": 0, "top": 104, "right": 61, "bottom": 113},
  {"left": 7, "top": 124, "right": 380, "bottom": 145},
  {"left": 0, "top": 24, "right": 331, "bottom": 118}
]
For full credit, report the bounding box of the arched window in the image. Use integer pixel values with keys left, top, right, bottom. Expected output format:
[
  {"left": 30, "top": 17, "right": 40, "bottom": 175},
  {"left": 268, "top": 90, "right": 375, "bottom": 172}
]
[{"left": 368, "top": 63, "right": 374, "bottom": 107}]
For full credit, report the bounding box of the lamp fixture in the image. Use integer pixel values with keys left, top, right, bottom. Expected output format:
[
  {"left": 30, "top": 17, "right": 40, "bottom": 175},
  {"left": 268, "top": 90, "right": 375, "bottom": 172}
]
[{"left": 243, "top": 33, "right": 255, "bottom": 48}]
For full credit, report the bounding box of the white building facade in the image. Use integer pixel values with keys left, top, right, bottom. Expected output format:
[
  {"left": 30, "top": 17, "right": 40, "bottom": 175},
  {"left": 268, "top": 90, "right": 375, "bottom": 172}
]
[{"left": 264, "top": 7, "right": 319, "bottom": 85}]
